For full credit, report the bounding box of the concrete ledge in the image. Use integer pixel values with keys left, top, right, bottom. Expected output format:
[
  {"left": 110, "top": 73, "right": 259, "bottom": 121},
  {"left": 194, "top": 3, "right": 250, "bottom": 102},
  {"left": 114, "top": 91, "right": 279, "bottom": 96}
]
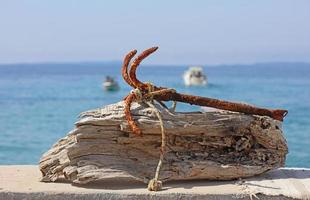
[{"left": 0, "top": 166, "right": 309, "bottom": 200}]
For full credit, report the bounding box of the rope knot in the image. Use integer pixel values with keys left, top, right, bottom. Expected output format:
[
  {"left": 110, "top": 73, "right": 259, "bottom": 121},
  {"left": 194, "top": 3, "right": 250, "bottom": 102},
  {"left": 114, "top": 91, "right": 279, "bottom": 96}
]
[
  {"left": 130, "top": 88, "right": 143, "bottom": 102},
  {"left": 131, "top": 82, "right": 157, "bottom": 102},
  {"left": 144, "top": 82, "right": 155, "bottom": 93},
  {"left": 147, "top": 179, "right": 162, "bottom": 191}
]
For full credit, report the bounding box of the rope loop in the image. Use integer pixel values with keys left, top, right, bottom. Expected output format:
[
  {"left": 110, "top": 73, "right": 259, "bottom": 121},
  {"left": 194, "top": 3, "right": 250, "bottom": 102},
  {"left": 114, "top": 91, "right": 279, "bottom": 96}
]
[
  {"left": 129, "top": 82, "right": 175, "bottom": 191},
  {"left": 130, "top": 82, "right": 166, "bottom": 191}
]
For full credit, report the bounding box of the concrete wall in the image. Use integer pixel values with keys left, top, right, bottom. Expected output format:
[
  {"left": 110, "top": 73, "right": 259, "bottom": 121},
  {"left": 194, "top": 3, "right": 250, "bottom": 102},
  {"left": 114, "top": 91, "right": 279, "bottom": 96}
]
[{"left": 0, "top": 166, "right": 309, "bottom": 200}]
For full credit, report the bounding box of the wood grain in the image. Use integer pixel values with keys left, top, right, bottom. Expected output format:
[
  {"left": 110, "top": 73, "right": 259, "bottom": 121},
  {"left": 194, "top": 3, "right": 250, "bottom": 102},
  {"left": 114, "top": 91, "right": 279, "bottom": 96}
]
[{"left": 39, "top": 101, "right": 288, "bottom": 185}]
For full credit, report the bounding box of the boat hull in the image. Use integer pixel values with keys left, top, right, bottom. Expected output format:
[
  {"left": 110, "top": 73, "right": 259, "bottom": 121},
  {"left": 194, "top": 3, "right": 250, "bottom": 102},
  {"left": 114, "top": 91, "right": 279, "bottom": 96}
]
[
  {"left": 102, "top": 82, "right": 120, "bottom": 91},
  {"left": 183, "top": 72, "right": 207, "bottom": 86}
]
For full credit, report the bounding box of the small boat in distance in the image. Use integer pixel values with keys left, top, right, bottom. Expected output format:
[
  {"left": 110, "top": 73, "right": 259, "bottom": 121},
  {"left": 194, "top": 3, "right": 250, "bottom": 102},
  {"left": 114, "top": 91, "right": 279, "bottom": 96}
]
[
  {"left": 102, "top": 76, "right": 120, "bottom": 91},
  {"left": 183, "top": 66, "right": 207, "bottom": 86}
]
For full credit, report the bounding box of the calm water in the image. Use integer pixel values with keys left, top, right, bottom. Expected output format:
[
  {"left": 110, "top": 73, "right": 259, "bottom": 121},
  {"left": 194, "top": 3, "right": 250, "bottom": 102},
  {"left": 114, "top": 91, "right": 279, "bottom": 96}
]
[{"left": 0, "top": 62, "right": 309, "bottom": 167}]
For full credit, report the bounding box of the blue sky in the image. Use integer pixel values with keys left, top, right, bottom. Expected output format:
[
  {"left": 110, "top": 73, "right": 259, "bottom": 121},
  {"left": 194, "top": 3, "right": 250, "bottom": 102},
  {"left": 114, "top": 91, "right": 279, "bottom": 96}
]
[{"left": 0, "top": 0, "right": 309, "bottom": 65}]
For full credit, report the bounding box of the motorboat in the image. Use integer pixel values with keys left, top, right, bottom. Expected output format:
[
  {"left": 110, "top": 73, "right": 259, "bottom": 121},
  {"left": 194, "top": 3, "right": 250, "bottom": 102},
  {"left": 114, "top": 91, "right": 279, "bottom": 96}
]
[
  {"left": 102, "top": 76, "right": 120, "bottom": 91},
  {"left": 183, "top": 66, "right": 207, "bottom": 86}
]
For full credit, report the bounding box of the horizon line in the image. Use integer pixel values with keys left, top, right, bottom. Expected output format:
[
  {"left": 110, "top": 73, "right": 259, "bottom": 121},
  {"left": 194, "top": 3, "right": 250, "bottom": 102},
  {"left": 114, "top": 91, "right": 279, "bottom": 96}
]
[{"left": 0, "top": 60, "right": 309, "bottom": 67}]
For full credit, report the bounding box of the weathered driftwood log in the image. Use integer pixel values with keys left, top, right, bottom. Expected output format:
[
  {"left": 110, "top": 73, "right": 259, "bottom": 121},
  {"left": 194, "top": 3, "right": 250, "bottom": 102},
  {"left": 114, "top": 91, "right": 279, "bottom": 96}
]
[{"left": 39, "top": 101, "right": 288, "bottom": 185}]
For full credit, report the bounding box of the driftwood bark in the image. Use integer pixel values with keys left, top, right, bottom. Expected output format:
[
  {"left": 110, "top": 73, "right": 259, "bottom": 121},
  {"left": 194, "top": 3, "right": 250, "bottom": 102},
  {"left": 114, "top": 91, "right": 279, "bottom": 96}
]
[{"left": 39, "top": 101, "right": 288, "bottom": 184}]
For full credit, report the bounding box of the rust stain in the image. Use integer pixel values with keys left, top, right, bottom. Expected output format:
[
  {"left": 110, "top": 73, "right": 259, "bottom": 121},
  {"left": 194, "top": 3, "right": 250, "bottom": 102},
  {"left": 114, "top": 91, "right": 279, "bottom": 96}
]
[{"left": 121, "top": 47, "right": 288, "bottom": 136}]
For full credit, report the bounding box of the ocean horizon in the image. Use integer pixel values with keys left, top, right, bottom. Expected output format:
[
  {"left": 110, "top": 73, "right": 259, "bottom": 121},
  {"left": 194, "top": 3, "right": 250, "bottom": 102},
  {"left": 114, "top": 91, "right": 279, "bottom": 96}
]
[{"left": 0, "top": 62, "right": 309, "bottom": 167}]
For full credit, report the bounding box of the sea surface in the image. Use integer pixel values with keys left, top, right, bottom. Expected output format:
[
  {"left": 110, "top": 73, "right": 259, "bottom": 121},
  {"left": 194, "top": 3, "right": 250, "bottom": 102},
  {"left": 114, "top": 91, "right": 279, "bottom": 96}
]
[{"left": 0, "top": 62, "right": 309, "bottom": 167}]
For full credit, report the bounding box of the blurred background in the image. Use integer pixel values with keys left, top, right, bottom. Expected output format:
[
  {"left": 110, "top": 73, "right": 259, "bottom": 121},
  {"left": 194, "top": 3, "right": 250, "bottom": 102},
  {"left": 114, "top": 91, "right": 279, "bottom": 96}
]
[{"left": 0, "top": 1, "right": 309, "bottom": 167}]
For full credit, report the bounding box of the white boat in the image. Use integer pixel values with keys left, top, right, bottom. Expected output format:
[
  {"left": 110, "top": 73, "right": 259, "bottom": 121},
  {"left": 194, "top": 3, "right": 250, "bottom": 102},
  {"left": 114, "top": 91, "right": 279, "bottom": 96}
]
[
  {"left": 183, "top": 66, "right": 207, "bottom": 86},
  {"left": 102, "top": 76, "right": 120, "bottom": 91}
]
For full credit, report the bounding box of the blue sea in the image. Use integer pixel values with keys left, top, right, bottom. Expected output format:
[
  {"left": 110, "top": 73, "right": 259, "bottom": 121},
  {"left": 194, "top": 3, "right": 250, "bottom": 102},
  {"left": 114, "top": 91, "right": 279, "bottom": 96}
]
[{"left": 0, "top": 62, "right": 309, "bottom": 167}]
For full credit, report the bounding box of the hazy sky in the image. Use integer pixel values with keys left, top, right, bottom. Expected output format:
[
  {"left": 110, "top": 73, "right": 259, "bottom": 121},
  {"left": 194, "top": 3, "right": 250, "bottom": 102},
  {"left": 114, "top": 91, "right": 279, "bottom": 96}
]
[{"left": 0, "top": 0, "right": 309, "bottom": 65}]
